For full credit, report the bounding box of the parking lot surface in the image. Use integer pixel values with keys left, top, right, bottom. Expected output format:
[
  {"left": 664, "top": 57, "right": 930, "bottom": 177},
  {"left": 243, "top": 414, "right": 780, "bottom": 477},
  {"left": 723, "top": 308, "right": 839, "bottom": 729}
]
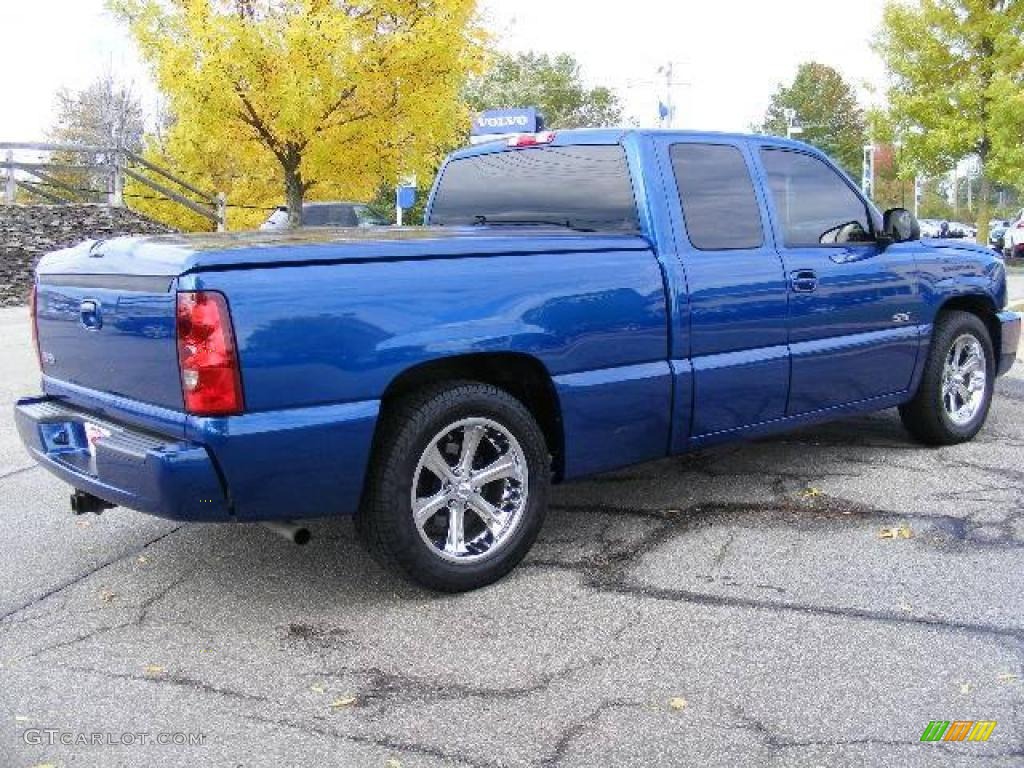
[{"left": 1, "top": 304, "right": 1022, "bottom": 767}]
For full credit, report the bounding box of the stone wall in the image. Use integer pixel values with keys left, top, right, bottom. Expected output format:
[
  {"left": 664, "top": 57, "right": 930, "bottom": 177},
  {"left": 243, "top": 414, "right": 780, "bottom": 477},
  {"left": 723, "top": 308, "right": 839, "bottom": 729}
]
[{"left": 0, "top": 204, "right": 175, "bottom": 306}]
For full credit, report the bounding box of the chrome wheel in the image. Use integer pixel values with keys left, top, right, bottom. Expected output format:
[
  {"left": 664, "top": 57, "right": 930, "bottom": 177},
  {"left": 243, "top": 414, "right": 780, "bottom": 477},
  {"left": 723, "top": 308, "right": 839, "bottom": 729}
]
[
  {"left": 941, "top": 334, "right": 987, "bottom": 427},
  {"left": 411, "top": 417, "right": 529, "bottom": 564}
]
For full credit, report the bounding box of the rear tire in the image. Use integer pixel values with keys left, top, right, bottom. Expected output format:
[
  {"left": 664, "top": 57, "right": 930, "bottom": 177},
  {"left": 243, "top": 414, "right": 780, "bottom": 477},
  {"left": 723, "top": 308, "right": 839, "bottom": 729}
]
[
  {"left": 357, "top": 381, "right": 549, "bottom": 592},
  {"left": 899, "top": 311, "right": 994, "bottom": 445}
]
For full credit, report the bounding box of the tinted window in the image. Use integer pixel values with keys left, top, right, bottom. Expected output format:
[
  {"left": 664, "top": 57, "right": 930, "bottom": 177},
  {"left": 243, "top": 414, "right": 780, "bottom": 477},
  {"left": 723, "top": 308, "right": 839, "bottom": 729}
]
[
  {"left": 760, "top": 149, "right": 873, "bottom": 246},
  {"left": 428, "top": 145, "right": 639, "bottom": 231},
  {"left": 302, "top": 204, "right": 359, "bottom": 227},
  {"left": 670, "top": 143, "right": 763, "bottom": 250}
]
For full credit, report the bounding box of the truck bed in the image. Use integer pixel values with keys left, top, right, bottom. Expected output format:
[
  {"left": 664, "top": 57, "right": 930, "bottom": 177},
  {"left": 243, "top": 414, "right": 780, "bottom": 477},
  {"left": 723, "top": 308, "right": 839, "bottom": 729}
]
[{"left": 37, "top": 228, "right": 652, "bottom": 278}]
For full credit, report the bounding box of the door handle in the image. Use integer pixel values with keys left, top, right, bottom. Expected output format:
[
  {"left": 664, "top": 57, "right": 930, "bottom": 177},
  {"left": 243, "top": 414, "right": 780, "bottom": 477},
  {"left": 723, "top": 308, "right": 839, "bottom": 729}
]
[{"left": 790, "top": 270, "right": 818, "bottom": 293}]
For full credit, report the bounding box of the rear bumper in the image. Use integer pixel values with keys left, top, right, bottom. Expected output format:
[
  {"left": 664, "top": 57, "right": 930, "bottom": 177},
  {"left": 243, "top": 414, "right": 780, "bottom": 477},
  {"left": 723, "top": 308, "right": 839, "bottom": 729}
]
[
  {"left": 15, "top": 396, "right": 231, "bottom": 521},
  {"left": 15, "top": 394, "right": 381, "bottom": 523},
  {"left": 996, "top": 310, "right": 1021, "bottom": 377}
]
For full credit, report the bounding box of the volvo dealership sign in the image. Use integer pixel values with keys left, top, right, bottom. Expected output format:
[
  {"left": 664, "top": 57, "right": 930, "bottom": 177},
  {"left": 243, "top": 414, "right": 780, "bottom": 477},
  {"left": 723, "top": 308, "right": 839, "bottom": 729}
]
[{"left": 470, "top": 108, "right": 543, "bottom": 144}]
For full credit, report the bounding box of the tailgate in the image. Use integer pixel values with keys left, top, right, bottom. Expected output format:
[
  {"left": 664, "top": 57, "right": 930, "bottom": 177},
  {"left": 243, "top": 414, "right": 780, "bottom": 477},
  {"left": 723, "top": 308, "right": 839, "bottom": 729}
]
[{"left": 35, "top": 273, "right": 183, "bottom": 410}]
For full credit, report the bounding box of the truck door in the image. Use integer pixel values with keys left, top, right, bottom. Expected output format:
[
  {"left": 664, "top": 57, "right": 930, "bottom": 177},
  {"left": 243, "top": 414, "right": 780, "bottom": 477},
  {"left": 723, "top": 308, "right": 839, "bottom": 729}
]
[
  {"left": 753, "top": 145, "right": 921, "bottom": 415},
  {"left": 655, "top": 138, "right": 791, "bottom": 437}
]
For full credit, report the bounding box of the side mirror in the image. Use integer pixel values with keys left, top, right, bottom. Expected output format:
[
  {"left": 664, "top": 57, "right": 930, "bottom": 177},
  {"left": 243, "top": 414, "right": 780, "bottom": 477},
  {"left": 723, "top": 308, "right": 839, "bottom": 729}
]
[{"left": 882, "top": 207, "right": 920, "bottom": 245}]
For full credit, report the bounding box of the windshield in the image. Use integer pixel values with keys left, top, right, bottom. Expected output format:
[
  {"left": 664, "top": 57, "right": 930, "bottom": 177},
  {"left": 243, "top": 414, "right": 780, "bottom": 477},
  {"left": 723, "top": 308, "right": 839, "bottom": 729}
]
[{"left": 428, "top": 145, "right": 640, "bottom": 232}]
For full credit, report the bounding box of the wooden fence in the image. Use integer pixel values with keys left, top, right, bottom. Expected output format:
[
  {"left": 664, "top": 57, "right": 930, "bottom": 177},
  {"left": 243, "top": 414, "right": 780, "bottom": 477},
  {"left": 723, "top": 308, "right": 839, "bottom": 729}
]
[{"left": 1, "top": 142, "right": 226, "bottom": 231}]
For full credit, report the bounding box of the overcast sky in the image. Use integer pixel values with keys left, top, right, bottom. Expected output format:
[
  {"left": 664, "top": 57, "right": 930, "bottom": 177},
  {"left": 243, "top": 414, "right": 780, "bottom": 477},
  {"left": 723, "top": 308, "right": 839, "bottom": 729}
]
[{"left": 0, "top": 0, "right": 890, "bottom": 140}]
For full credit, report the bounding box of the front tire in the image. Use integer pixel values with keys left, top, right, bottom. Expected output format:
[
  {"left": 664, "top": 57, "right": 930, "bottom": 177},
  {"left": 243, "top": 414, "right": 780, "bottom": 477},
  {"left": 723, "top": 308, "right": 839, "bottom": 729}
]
[
  {"left": 358, "top": 382, "right": 549, "bottom": 592},
  {"left": 899, "top": 311, "right": 994, "bottom": 445}
]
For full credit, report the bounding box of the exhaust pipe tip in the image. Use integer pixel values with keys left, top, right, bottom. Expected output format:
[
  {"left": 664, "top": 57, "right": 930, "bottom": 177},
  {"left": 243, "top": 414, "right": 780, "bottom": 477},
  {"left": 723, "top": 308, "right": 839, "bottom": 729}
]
[{"left": 260, "top": 520, "right": 311, "bottom": 546}]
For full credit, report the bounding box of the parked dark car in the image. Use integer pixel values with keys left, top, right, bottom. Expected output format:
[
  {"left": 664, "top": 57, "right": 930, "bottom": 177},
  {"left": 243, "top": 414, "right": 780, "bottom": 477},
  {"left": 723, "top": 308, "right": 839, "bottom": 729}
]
[{"left": 260, "top": 201, "right": 386, "bottom": 229}]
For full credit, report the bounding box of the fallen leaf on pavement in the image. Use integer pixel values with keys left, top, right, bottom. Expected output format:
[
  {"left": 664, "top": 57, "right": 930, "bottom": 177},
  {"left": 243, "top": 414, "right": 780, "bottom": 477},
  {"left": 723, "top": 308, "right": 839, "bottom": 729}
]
[
  {"left": 959, "top": 682, "right": 971, "bottom": 694},
  {"left": 669, "top": 697, "right": 688, "bottom": 711},
  {"left": 801, "top": 487, "right": 824, "bottom": 498},
  {"left": 14, "top": 715, "right": 30, "bottom": 722},
  {"left": 331, "top": 696, "right": 357, "bottom": 709},
  {"left": 879, "top": 524, "right": 912, "bottom": 539},
  {"left": 99, "top": 589, "right": 117, "bottom": 603},
  {"left": 144, "top": 664, "right": 166, "bottom": 677},
  {"left": 310, "top": 684, "right": 325, "bottom": 694},
  {"left": 997, "top": 673, "right": 1017, "bottom": 683}
]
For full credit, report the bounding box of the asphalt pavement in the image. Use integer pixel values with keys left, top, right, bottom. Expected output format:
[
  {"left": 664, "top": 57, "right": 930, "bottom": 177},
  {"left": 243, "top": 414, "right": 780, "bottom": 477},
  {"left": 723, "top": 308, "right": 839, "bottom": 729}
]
[{"left": 1, "top": 304, "right": 1022, "bottom": 767}]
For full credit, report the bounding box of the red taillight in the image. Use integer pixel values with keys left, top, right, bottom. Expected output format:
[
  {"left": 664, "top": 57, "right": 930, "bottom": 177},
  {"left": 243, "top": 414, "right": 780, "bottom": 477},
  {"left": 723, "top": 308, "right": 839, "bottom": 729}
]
[
  {"left": 507, "top": 131, "right": 556, "bottom": 148},
  {"left": 175, "top": 291, "right": 243, "bottom": 415},
  {"left": 29, "top": 283, "right": 41, "bottom": 368}
]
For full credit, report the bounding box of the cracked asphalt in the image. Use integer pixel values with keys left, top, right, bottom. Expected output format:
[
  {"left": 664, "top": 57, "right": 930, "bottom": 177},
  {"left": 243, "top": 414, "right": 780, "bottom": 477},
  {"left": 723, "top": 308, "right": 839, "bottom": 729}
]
[{"left": 1, "top": 303, "right": 1022, "bottom": 767}]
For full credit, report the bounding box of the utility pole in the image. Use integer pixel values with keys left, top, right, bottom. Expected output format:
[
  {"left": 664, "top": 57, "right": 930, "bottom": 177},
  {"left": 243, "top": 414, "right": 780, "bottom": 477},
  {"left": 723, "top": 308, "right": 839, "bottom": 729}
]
[
  {"left": 660, "top": 62, "right": 674, "bottom": 128},
  {"left": 655, "top": 62, "right": 689, "bottom": 128}
]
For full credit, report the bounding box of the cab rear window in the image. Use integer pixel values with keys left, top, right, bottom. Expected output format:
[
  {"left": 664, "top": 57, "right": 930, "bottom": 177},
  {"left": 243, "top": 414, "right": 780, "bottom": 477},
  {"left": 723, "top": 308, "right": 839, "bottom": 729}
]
[{"left": 428, "top": 145, "right": 639, "bottom": 232}]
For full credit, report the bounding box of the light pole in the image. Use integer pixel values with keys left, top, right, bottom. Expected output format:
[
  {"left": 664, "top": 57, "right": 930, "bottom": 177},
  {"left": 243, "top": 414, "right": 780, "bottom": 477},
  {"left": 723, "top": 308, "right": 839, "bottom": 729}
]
[
  {"left": 861, "top": 144, "right": 874, "bottom": 198},
  {"left": 657, "top": 62, "right": 674, "bottom": 128}
]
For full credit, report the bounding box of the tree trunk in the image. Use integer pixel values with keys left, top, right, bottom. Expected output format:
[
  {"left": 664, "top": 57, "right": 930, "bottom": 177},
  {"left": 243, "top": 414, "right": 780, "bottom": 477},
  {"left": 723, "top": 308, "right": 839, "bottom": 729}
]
[
  {"left": 284, "top": 164, "right": 304, "bottom": 228},
  {"left": 977, "top": 173, "right": 990, "bottom": 245}
]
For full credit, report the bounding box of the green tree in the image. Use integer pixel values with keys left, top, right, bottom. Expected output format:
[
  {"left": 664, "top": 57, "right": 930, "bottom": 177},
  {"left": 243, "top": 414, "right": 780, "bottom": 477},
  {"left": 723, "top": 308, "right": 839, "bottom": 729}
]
[
  {"left": 758, "top": 62, "right": 867, "bottom": 177},
  {"left": 464, "top": 51, "right": 623, "bottom": 130},
  {"left": 874, "top": 0, "right": 1024, "bottom": 241},
  {"left": 864, "top": 108, "right": 920, "bottom": 211},
  {"left": 917, "top": 176, "right": 956, "bottom": 220},
  {"left": 363, "top": 180, "right": 431, "bottom": 226}
]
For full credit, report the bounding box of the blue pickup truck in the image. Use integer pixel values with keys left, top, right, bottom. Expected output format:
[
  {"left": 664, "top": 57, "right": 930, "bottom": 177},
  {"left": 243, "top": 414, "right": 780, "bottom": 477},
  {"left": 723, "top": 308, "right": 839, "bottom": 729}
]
[{"left": 16, "top": 129, "right": 1021, "bottom": 591}]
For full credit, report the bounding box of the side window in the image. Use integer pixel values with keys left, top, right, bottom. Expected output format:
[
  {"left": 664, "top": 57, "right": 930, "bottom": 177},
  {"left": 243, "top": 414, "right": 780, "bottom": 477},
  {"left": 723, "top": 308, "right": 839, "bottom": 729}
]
[
  {"left": 670, "top": 143, "right": 764, "bottom": 250},
  {"left": 760, "top": 148, "right": 874, "bottom": 246}
]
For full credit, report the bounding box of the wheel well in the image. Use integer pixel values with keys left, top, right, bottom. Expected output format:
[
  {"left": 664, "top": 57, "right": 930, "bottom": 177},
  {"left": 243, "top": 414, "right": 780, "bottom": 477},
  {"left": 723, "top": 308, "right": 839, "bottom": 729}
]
[
  {"left": 937, "top": 295, "right": 1000, "bottom": 354},
  {"left": 380, "top": 353, "right": 565, "bottom": 480}
]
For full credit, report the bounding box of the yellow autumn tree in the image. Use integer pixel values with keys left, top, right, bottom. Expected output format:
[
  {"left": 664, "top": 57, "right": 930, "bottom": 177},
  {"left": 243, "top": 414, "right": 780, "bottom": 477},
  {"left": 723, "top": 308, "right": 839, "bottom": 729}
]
[{"left": 110, "top": 0, "right": 486, "bottom": 230}]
